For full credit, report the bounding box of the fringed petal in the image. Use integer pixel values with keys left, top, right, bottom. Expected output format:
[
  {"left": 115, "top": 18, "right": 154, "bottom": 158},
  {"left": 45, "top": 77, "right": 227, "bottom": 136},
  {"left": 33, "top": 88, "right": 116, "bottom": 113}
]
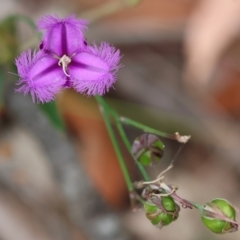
[
  {"left": 38, "top": 15, "right": 88, "bottom": 56},
  {"left": 15, "top": 49, "right": 66, "bottom": 103},
  {"left": 69, "top": 42, "right": 121, "bottom": 96}
]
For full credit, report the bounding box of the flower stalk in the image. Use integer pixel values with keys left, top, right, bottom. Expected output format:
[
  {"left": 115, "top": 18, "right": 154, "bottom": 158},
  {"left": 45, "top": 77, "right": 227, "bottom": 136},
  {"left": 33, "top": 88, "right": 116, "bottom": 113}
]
[
  {"left": 120, "top": 117, "right": 191, "bottom": 143},
  {"left": 96, "top": 95, "right": 150, "bottom": 181},
  {"left": 95, "top": 95, "right": 134, "bottom": 191}
]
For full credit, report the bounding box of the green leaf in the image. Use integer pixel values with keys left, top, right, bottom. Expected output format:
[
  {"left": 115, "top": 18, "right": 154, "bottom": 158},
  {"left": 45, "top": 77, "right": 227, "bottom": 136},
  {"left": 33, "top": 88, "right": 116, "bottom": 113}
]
[
  {"left": 39, "top": 101, "right": 65, "bottom": 131},
  {"left": 10, "top": 15, "right": 36, "bottom": 30},
  {"left": 0, "top": 17, "right": 18, "bottom": 64},
  {"left": 0, "top": 68, "right": 4, "bottom": 109},
  {"left": 0, "top": 15, "right": 38, "bottom": 65}
]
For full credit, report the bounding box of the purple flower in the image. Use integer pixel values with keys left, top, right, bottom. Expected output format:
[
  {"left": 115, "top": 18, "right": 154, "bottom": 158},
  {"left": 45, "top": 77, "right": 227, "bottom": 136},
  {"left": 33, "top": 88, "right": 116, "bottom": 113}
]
[{"left": 15, "top": 15, "right": 121, "bottom": 103}]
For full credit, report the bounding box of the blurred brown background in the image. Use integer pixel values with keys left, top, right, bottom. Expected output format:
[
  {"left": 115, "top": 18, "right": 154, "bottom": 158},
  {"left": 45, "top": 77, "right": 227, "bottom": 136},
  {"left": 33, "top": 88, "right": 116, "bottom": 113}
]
[{"left": 1, "top": 0, "right": 240, "bottom": 239}]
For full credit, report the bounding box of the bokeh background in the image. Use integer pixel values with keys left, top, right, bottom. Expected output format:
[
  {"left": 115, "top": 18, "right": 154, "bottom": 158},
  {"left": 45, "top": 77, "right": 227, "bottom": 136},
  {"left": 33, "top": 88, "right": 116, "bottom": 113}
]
[{"left": 1, "top": 0, "right": 240, "bottom": 239}]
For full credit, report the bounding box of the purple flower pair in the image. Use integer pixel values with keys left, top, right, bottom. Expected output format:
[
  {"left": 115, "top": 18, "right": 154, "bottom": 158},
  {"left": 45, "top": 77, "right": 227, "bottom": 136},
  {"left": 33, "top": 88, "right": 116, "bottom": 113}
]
[{"left": 15, "top": 15, "right": 121, "bottom": 103}]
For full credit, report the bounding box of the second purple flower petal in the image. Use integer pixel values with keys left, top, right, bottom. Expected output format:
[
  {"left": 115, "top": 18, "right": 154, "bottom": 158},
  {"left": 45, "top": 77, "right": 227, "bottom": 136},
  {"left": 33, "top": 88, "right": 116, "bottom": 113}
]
[
  {"left": 15, "top": 50, "right": 66, "bottom": 103},
  {"left": 70, "top": 42, "right": 121, "bottom": 96},
  {"left": 38, "top": 15, "right": 88, "bottom": 56}
]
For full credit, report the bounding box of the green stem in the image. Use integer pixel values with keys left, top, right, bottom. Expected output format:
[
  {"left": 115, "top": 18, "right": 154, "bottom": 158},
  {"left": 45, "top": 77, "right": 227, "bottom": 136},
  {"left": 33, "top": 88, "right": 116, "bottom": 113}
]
[
  {"left": 189, "top": 202, "right": 205, "bottom": 212},
  {"left": 8, "top": 14, "right": 41, "bottom": 51},
  {"left": 0, "top": 69, "right": 5, "bottom": 109},
  {"left": 120, "top": 117, "right": 180, "bottom": 141},
  {"left": 97, "top": 96, "right": 150, "bottom": 181},
  {"left": 95, "top": 95, "right": 134, "bottom": 191},
  {"left": 9, "top": 15, "right": 37, "bottom": 30},
  {"left": 114, "top": 115, "right": 150, "bottom": 181},
  {"left": 80, "top": 0, "right": 141, "bottom": 22}
]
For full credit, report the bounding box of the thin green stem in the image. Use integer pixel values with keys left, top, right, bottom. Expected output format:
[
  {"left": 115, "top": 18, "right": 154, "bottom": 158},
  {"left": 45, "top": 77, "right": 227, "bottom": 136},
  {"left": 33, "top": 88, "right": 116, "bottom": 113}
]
[
  {"left": 170, "top": 191, "right": 205, "bottom": 212},
  {"left": 8, "top": 14, "right": 41, "bottom": 51},
  {"left": 79, "top": 0, "right": 141, "bottom": 22},
  {"left": 120, "top": 117, "right": 183, "bottom": 141},
  {"left": 189, "top": 202, "right": 205, "bottom": 211},
  {"left": 97, "top": 96, "right": 150, "bottom": 181},
  {"left": 95, "top": 95, "right": 134, "bottom": 191},
  {"left": 114, "top": 114, "right": 150, "bottom": 181},
  {"left": 0, "top": 70, "right": 5, "bottom": 109}
]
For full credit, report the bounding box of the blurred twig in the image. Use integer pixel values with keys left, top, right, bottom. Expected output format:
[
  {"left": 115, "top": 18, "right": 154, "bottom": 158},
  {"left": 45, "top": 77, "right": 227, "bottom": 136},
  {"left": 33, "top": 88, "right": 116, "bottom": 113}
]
[{"left": 80, "top": 0, "right": 141, "bottom": 22}]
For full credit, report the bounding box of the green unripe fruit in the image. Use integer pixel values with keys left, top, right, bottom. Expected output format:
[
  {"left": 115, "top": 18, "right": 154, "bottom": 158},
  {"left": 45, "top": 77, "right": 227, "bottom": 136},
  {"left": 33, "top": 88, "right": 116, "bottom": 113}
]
[
  {"left": 144, "top": 202, "right": 158, "bottom": 213},
  {"left": 150, "top": 212, "right": 175, "bottom": 226},
  {"left": 162, "top": 196, "right": 177, "bottom": 212},
  {"left": 201, "top": 198, "right": 237, "bottom": 234},
  {"left": 211, "top": 199, "right": 236, "bottom": 219},
  {"left": 132, "top": 134, "right": 165, "bottom": 166},
  {"left": 138, "top": 150, "right": 151, "bottom": 166},
  {"left": 144, "top": 196, "right": 180, "bottom": 228}
]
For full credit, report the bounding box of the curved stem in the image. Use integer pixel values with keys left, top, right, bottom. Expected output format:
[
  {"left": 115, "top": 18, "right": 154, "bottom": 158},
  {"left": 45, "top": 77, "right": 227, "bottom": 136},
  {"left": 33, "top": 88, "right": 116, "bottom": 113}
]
[
  {"left": 10, "top": 15, "right": 37, "bottom": 29},
  {"left": 114, "top": 114, "right": 150, "bottom": 181},
  {"left": 96, "top": 96, "right": 150, "bottom": 181},
  {"left": 120, "top": 117, "right": 190, "bottom": 143},
  {"left": 79, "top": 0, "right": 141, "bottom": 22},
  {"left": 189, "top": 202, "right": 205, "bottom": 211},
  {"left": 95, "top": 95, "right": 134, "bottom": 191}
]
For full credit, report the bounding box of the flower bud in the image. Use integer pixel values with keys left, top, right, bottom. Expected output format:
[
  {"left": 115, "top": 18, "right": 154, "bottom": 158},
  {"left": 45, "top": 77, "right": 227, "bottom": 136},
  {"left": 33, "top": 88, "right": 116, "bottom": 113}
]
[
  {"left": 132, "top": 134, "right": 165, "bottom": 166},
  {"left": 144, "top": 196, "right": 180, "bottom": 228},
  {"left": 201, "top": 198, "right": 238, "bottom": 234}
]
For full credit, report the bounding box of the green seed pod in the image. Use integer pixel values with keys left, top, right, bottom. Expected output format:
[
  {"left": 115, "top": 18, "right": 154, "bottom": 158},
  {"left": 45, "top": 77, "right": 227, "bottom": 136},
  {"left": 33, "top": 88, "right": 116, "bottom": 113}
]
[
  {"left": 162, "top": 196, "right": 177, "bottom": 212},
  {"left": 132, "top": 134, "right": 165, "bottom": 166},
  {"left": 201, "top": 198, "right": 238, "bottom": 234},
  {"left": 138, "top": 150, "right": 152, "bottom": 166},
  {"left": 144, "top": 202, "right": 159, "bottom": 214},
  {"left": 144, "top": 196, "right": 180, "bottom": 228},
  {"left": 150, "top": 212, "right": 174, "bottom": 226}
]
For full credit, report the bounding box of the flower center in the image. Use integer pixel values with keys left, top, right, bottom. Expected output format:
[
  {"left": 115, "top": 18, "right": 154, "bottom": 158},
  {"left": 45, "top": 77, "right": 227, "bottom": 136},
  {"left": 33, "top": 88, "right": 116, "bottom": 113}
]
[{"left": 58, "top": 55, "right": 71, "bottom": 77}]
